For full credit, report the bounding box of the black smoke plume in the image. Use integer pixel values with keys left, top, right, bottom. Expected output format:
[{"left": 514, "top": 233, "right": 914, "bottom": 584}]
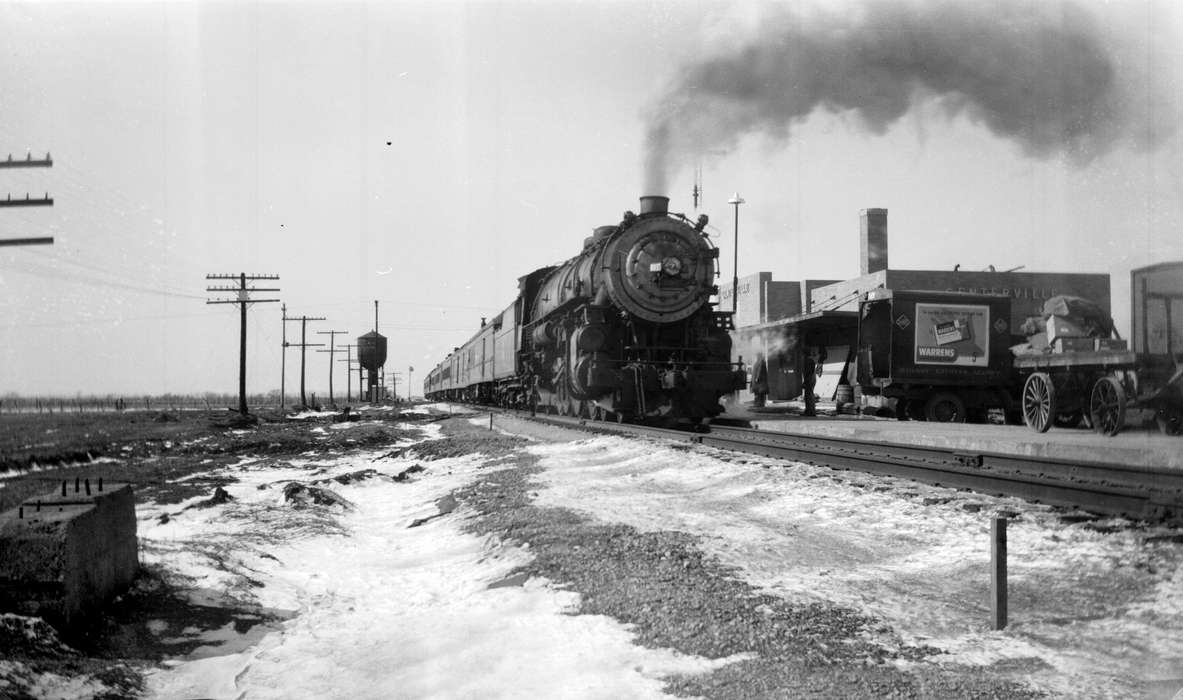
[{"left": 644, "top": 0, "right": 1165, "bottom": 193}]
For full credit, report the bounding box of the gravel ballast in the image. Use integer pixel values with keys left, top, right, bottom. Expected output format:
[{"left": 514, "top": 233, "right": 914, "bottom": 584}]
[{"left": 443, "top": 416, "right": 1042, "bottom": 699}]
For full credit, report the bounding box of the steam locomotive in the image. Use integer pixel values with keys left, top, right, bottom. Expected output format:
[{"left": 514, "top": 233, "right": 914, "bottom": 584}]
[{"left": 424, "top": 195, "right": 746, "bottom": 424}]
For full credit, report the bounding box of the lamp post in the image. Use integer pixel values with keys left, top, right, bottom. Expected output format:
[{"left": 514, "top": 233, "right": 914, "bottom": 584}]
[{"left": 727, "top": 193, "right": 745, "bottom": 314}]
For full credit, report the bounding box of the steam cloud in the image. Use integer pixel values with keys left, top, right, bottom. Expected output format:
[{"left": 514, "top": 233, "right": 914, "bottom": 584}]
[{"left": 644, "top": 0, "right": 1167, "bottom": 193}]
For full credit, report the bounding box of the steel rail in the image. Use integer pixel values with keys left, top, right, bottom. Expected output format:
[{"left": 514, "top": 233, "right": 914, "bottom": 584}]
[{"left": 493, "top": 409, "right": 1183, "bottom": 523}]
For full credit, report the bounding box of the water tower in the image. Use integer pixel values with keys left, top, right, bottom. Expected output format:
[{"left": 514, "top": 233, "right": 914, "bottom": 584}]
[{"left": 357, "top": 301, "right": 387, "bottom": 402}]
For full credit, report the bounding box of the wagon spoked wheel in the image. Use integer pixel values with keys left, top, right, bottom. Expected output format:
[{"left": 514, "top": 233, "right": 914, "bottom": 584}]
[
  {"left": 1089, "top": 376, "right": 1126, "bottom": 437},
  {"left": 1022, "top": 372, "right": 1056, "bottom": 433}
]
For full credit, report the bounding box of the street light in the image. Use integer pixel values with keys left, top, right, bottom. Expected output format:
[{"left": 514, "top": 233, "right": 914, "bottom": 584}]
[{"left": 727, "top": 193, "right": 745, "bottom": 314}]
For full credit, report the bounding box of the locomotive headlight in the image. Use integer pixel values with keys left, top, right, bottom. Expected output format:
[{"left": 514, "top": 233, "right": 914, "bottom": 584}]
[{"left": 661, "top": 256, "right": 682, "bottom": 276}]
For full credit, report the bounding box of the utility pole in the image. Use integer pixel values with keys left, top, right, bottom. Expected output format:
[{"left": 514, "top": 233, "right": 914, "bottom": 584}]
[
  {"left": 337, "top": 343, "right": 357, "bottom": 403},
  {"left": 1, "top": 151, "right": 55, "bottom": 246},
  {"left": 283, "top": 314, "right": 326, "bottom": 408},
  {"left": 727, "top": 193, "right": 745, "bottom": 314},
  {"left": 389, "top": 372, "right": 403, "bottom": 402},
  {"left": 280, "top": 304, "right": 288, "bottom": 410},
  {"left": 205, "top": 273, "right": 280, "bottom": 416},
  {"left": 315, "top": 330, "right": 347, "bottom": 408}
]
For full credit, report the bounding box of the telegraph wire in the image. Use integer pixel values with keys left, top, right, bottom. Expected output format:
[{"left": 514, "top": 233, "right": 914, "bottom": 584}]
[
  {"left": 2, "top": 310, "right": 224, "bottom": 329},
  {"left": 23, "top": 247, "right": 200, "bottom": 299},
  {"left": 0, "top": 207, "right": 183, "bottom": 294},
  {"left": 1, "top": 260, "right": 206, "bottom": 301},
  {"left": 297, "top": 298, "right": 503, "bottom": 313}
]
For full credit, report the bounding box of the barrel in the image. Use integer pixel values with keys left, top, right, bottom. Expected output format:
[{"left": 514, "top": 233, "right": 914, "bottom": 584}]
[{"left": 835, "top": 384, "right": 853, "bottom": 404}]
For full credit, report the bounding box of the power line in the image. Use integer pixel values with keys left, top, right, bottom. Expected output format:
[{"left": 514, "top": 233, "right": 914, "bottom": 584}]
[
  {"left": 298, "top": 298, "right": 503, "bottom": 313},
  {"left": 25, "top": 247, "right": 199, "bottom": 298},
  {"left": 0, "top": 310, "right": 223, "bottom": 329},
  {"left": 2, "top": 260, "right": 205, "bottom": 301}
]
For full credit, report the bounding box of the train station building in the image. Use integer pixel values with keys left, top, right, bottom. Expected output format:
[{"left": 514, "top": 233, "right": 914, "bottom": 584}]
[{"left": 724, "top": 209, "right": 1113, "bottom": 408}]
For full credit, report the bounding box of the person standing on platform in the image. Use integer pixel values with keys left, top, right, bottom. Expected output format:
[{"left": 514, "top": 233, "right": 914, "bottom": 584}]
[
  {"left": 750, "top": 353, "right": 768, "bottom": 408},
  {"left": 802, "top": 348, "right": 818, "bottom": 417}
]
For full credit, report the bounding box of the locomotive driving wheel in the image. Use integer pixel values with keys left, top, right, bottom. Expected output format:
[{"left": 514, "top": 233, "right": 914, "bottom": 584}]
[
  {"left": 1089, "top": 376, "right": 1126, "bottom": 437},
  {"left": 1022, "top": 372, "right": 1056, "bottom": 433}
]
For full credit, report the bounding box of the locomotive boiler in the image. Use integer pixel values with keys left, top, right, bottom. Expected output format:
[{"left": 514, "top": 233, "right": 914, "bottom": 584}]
[{"left": 424, "top": 195, "right": 746, "bottom": 424}]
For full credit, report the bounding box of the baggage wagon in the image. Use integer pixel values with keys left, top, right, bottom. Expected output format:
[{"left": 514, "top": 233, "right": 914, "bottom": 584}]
[{"left": 1015, "top": 350, "right": 1183, "bottom": 436}]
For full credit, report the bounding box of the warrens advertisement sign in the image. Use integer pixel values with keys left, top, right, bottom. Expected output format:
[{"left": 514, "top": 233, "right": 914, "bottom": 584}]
[{"left": 914, "top": 303, "right": 990, "bottom": 366}]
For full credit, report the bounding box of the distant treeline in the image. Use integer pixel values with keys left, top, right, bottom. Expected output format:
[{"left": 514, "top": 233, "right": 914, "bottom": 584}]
[{"left": 0, "top": 393, "right": 294, "bottom": 414}]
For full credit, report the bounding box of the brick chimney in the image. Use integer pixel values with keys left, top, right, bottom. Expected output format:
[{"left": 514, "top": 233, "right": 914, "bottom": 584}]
[{"left": 860, "top": 208, "right": 888, "bottom": 275}]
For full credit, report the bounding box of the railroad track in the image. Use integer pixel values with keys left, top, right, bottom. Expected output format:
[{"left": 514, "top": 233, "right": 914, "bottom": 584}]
[{"left": 491, "top": 409, "right": 1183, "bottom": 524}]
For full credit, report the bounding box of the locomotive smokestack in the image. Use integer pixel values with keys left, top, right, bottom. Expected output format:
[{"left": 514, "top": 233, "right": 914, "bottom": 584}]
[{"left": 639, "top": 195, "right": 669, "bottom": 216}]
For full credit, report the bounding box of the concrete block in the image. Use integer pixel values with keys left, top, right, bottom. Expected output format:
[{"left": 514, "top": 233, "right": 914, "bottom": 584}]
[{"left": 0, "top": 482, "right": 138, "bottom": 625}]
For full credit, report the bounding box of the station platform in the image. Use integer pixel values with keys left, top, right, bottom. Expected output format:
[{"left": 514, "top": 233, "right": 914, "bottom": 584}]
[{"left": 721, "top": 401, "right": 1183, "bottom": 470}]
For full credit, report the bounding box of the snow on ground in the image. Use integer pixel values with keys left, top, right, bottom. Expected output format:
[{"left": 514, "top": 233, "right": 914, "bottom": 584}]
[
  {"left": 0, "top": 660, "right": 109, "bottom": 700},
  {"left": 0, "top": 456, "right": 120, "bottom": 481},
  {"left": 140, "top": 423, "right": 739, "bottom": 699},
  {"left": 524, "top": 433, "right": 1183, "bottom": 699},
  {"left": 286, "top": 409, "right": 339, "bottom": 420}
]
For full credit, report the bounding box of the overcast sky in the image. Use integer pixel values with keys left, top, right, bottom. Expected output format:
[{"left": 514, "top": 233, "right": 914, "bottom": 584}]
[{"left": 1, "top": 0, "right": 1180, "bottom": 398}]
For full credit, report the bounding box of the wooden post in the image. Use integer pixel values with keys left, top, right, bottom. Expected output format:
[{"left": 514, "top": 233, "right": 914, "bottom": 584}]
[
  {"left": 489, "top": 412, "right": 493, "bottom": 430},
  {"left": 991, "top": 517, "right": 1007, "bottom": 630}
]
